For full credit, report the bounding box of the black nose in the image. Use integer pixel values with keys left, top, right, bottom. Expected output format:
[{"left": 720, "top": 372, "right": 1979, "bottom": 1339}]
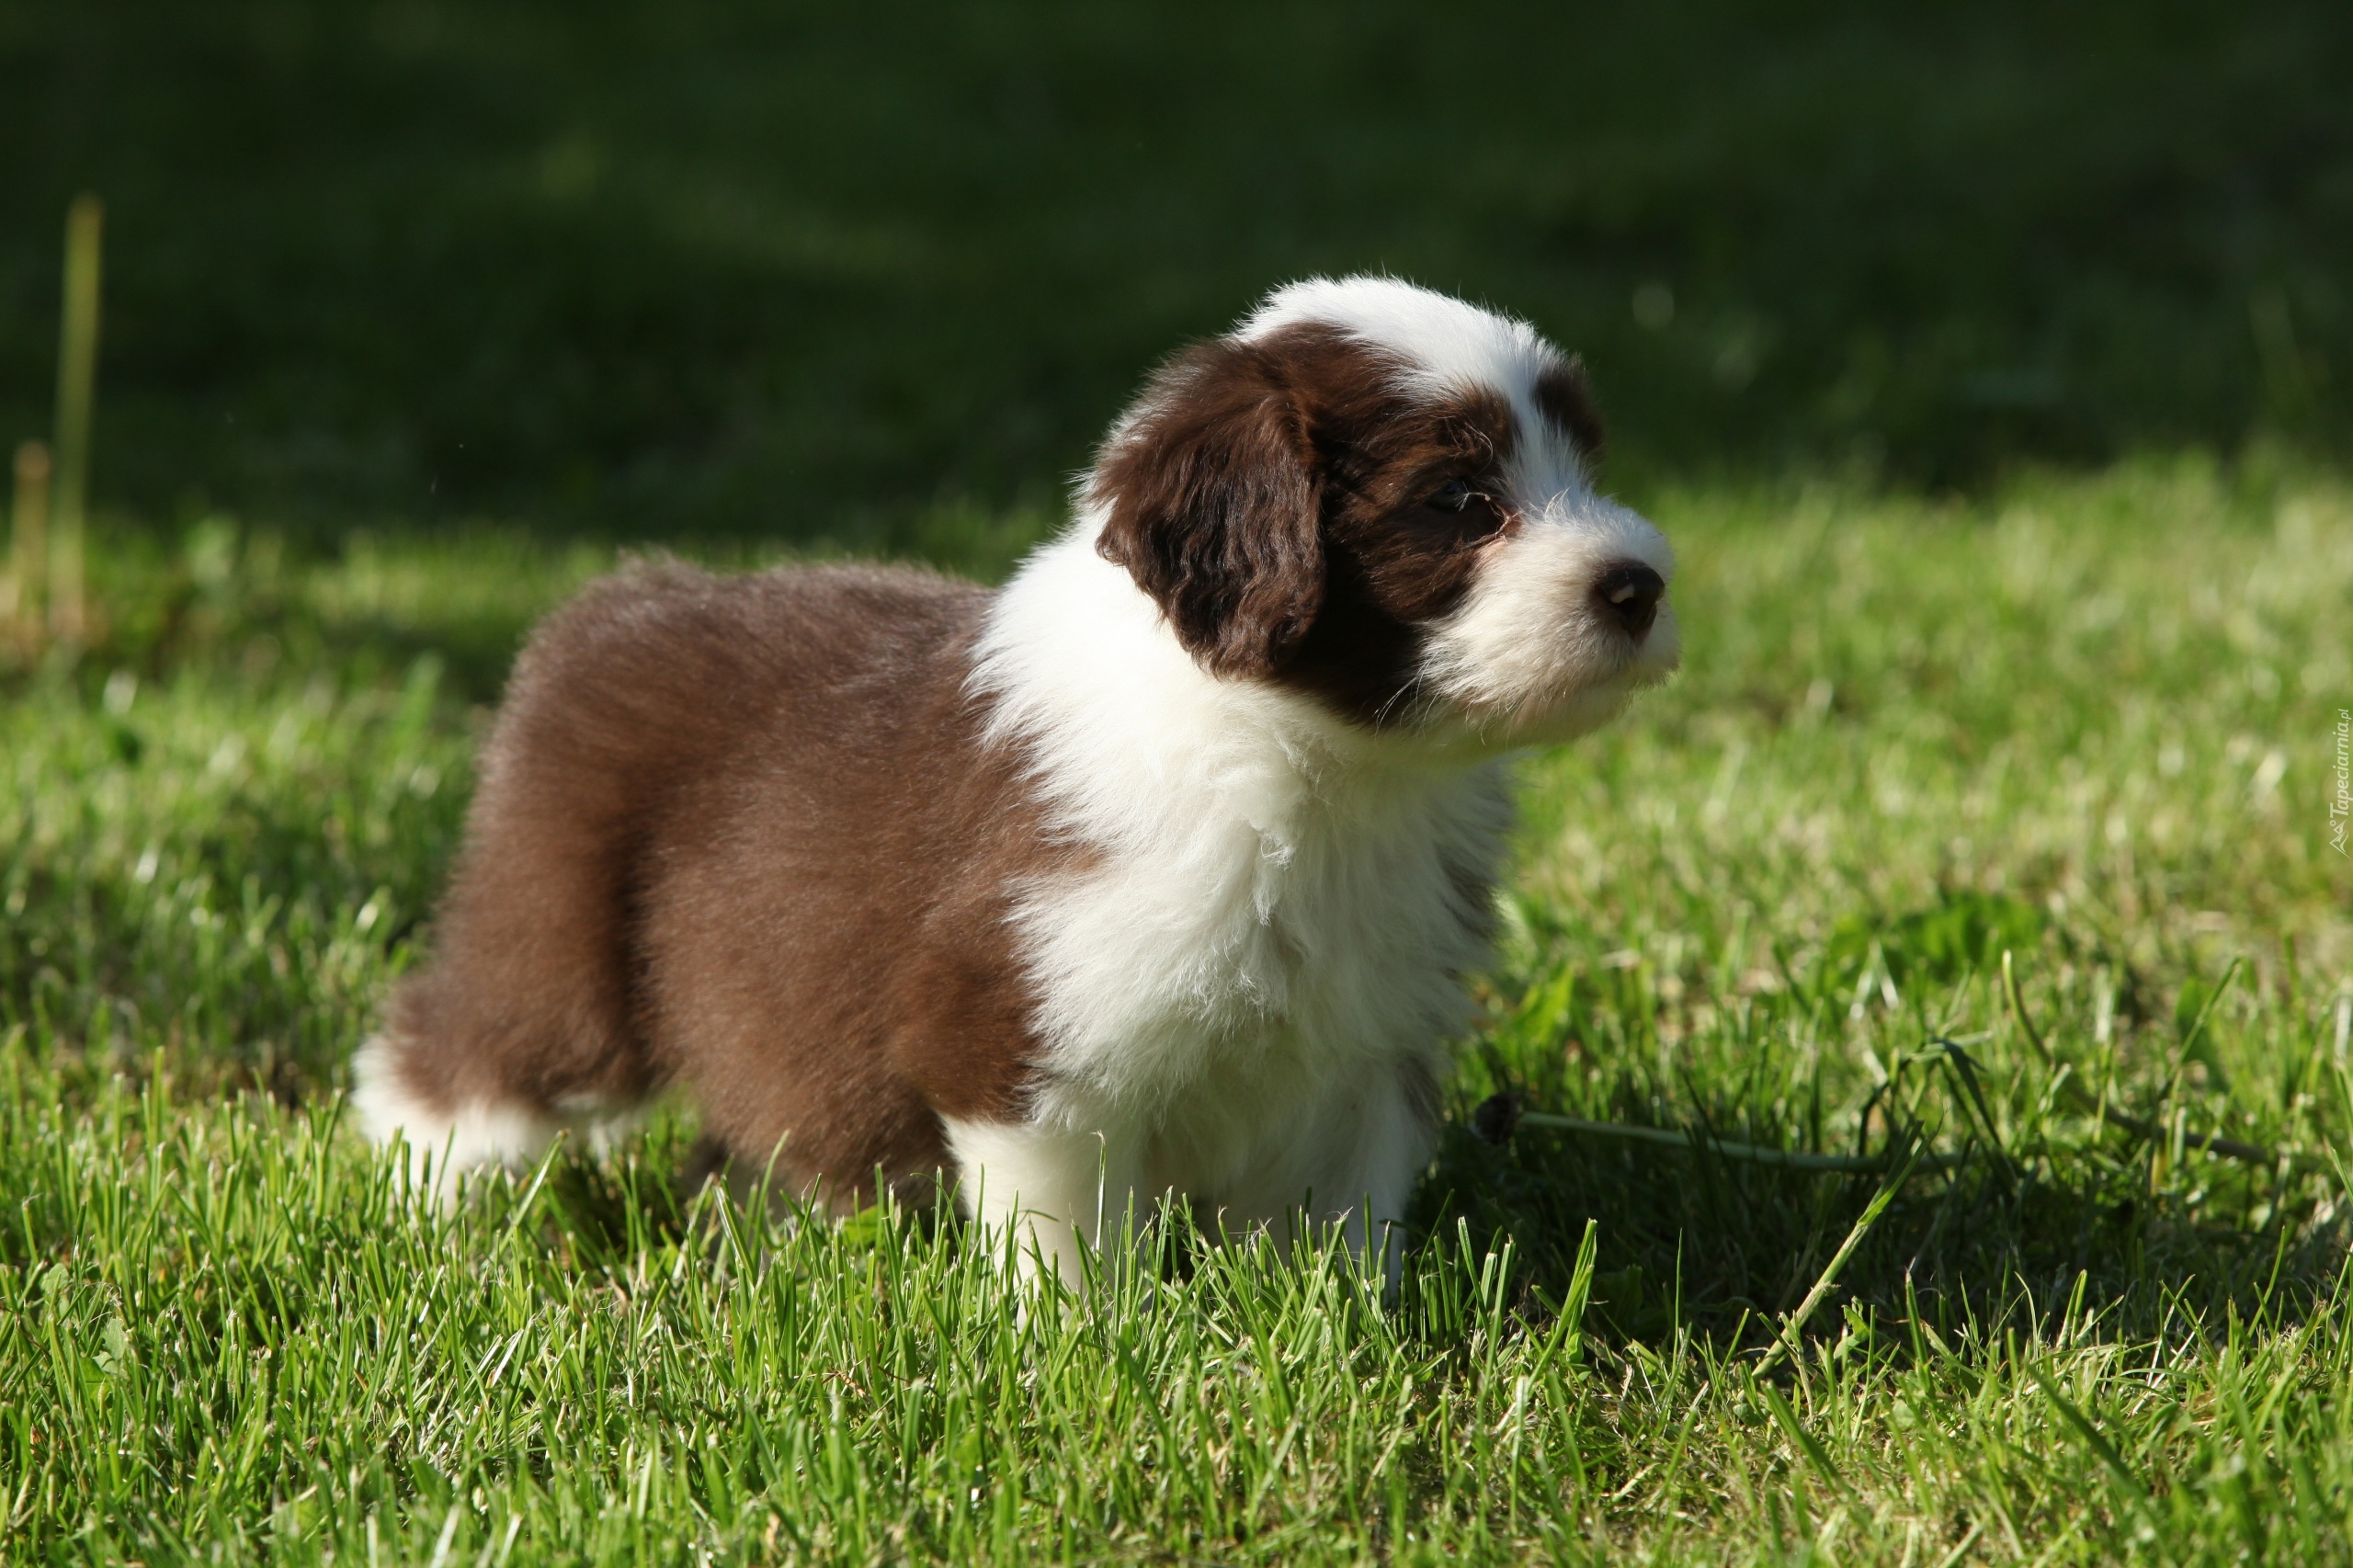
[{"left": 1594, "top": 562, "right": 1665, "bottom": 637}]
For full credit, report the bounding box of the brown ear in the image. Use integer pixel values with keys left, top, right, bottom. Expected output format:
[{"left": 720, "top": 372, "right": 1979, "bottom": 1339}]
[
  {"left": 1091, "top": 339, "right": 1323, "bottom": 678},
  {"left": 1533, "top": 355, "right": 1605, "bottom": 463}
]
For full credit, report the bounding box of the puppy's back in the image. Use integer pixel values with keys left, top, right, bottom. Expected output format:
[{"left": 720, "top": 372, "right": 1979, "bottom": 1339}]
[
  {"left": 492, "top": 557, "right": 987, "bottom": 787},
  {"left": 369, "top": 560, "right": 1048, "bottom": 1204}
]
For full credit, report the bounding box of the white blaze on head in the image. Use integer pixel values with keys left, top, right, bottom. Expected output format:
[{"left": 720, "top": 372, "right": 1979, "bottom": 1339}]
[{"left": 1241, "top": 277, "right": 1562, "bottom": 414}]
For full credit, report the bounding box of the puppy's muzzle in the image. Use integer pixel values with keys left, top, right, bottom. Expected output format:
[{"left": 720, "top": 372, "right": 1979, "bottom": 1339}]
[{"left": 1594, "top": 562, "right": 1666, "bottom": 639}]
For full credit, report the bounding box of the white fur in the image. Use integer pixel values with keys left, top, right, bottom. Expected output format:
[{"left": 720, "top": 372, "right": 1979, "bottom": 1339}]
[
  {"left": 942, "top": 1116, "right": 1130, "bottom": 1288},
  {"left": 952, "top": 277, "right": 1677, "bottom": 1288},
  {"left": 1243, "top": 276, "right": 1558, "bottom": 415},
  {"left": 348, "top": 1035, "right": 554, "bottom": 1204},
  {"left": 349, "top": 1035, "right": 636, "bottom": 1207},
  {"left": 1422, "top": 494, "right": 1681, "bottom": 741}
]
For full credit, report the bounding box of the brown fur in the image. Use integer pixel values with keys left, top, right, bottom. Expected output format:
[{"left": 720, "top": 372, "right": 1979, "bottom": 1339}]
[
  {"left": 1532, "top": 357, "right": 1605, "bottom": 460},
  {"left": 380, "top": 561, "right": 1066, "bottom": 1209}
]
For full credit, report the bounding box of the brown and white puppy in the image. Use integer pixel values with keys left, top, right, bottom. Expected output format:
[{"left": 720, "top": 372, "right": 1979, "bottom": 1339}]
[{"left": 353, "top": 277, "right": 1679, "bottom": 1285}]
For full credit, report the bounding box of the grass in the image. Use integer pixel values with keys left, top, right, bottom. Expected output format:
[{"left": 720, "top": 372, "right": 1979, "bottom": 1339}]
[
  {"left": 6, "top": 459, "right": 2351, "bottom": 1562},
  {"left": 5, "top": 3, "right": 2353, "bottom": 1556}
]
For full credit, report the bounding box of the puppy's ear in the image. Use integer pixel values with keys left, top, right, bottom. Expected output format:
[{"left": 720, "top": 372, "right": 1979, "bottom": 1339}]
[
  {"left": 1533, "top": 355, "right": 1605, "bottom": 464},
  {"left": 1091, "top": 340, "right": 1323, "bottom": 677}
]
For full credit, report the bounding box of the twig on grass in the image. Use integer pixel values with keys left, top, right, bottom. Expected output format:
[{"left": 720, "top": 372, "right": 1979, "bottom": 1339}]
[
  {"left": 1471, "top": 1094, "right": 1965, "bottom": 1175},
  {"left": 1470, "top": 952, "right": 2283, "bottom": 1182}
]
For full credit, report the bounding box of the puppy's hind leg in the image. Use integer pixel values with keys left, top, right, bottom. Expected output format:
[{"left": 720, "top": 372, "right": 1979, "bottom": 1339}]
[
  {"left": 354, "top": 933, "right": 658, "bottom": 1206},
  {"left": 351, "top": 791, "right": 659, "bottom": 1203}
]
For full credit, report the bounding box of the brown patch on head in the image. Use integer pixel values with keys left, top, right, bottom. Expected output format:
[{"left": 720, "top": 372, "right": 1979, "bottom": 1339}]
[
  {"left": 1288, "top": 357, "right": 1519, "bottom": 720},
  {"left": 1092, "top": 322, "right": 1526, "bottom": 722},
  {"left": 1532, "top": 356, "right": 1605, "bottom": 462}
]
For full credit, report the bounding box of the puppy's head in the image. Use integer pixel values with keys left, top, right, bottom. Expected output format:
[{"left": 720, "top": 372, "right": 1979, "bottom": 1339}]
[{"left": 1090, "top": 276, "right": 1678, "bottom": 744}]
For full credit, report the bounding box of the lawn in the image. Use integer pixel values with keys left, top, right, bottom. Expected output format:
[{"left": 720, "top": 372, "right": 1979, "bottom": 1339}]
[
  {"left": 5, "top": 462, "right": 2350, "bottom": 1562},
  {"left": 6, "top": 1, "right": 2353, "bottom": 1561}
]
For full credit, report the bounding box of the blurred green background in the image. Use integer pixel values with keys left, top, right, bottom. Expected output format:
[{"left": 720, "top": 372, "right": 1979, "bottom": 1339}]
[{"left": 4, "top": 0, "right": 2349, "bottom": 554}]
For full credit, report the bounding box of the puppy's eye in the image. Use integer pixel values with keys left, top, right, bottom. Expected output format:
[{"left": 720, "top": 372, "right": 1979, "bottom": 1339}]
[{"left": 1427, "top": 478, "right": 1478, "bottom": 513}]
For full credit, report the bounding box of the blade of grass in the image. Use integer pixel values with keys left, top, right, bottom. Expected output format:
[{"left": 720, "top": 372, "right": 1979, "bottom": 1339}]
[
  {"left": 1755, "top": 1147, "right": 1921, "bottom": 1378},
  {"left": 1529, "top": 1218, "right": 1600, "bottom": 1381},
  {"left": 2024, "top": 1361, "right": 2149, "bottom": 1505},
  {"left": 1756, "top": 1381, "right": 1851, "bottom": 1497}
]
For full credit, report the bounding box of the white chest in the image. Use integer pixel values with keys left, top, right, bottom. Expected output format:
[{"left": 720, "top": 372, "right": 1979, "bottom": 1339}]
[
  {"left": 1016, "top": 752, "right": 1508, "bottom": 1141},
  {"left": 972, "top": 529, "right": 1513, "bottom": 1171}
]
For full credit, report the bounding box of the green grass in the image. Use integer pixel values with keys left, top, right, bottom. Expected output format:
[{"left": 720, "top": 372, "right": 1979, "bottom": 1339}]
[
  {"left": 6, "top": 461, "right": 2351, "bottom": 1562},
  {"left": 5, "top": 5, "right": 2353, "bottom": 1555}
]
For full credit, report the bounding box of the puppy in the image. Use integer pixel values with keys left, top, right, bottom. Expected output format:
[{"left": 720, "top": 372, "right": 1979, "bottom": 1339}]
[{"left": 353, "top": 277, "right": 1679, "bottom": 1285}]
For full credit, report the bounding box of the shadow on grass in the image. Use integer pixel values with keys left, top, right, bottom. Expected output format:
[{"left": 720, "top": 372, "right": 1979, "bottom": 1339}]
[
  {"left": 1421, "top": 1117, "right": 2344, "bottom": 1359},
  {"left": 484, "top": 1061, "right": 2348, "bottom": 1374},
  {"left": 1419, "top": 904, "right": 2352, "bottom": 1359}
]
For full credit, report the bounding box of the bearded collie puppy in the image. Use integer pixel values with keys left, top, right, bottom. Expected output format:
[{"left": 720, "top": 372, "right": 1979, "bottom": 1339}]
[{"left": 353, "top": 277, "right": 1679, "bottom": 1285}]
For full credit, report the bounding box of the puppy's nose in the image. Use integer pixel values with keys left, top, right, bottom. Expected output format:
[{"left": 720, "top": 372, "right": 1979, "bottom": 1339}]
[{"left": 1594, "top": 562, "right": 1665, "bottom": 638}]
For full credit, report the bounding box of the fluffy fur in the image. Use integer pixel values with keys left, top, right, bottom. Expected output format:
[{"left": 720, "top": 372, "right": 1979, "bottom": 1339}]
[{"left": 353, "top": 276, "right": 1680, "bottom": 1288}]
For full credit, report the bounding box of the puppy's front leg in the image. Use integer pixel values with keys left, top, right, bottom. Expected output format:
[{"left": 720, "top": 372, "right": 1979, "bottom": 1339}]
[
  {"left": 1324, "top": 1095, "right": 1434, "bottom": 1301},
  {"left": 944, "top": 1118, "right": 1140, "bottom": 1294},
  {"left": 1229, "top": 1062, "right": 1436, "bottom": 1298}
]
